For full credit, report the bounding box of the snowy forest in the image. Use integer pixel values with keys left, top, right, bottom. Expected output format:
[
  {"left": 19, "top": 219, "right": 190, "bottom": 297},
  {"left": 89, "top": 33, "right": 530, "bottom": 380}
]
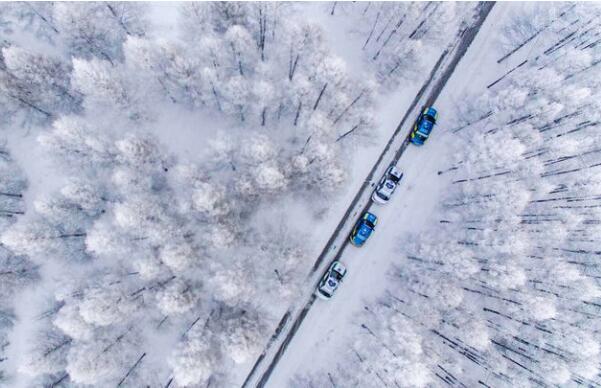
[
  {"left": 292, "top": 2, "right": 601, "bottom": 388},
  {"left": 1, "top": 2, "right": 600, "bottom": 388},
  {"left": 0, "top": 2, "right": 475, "bottom": 386}
]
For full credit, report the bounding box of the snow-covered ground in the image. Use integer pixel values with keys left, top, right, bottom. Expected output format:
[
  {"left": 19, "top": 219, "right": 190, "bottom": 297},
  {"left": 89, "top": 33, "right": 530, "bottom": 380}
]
[
  {"left": 0, "top": 3, "right": 477, "bottom": 387},
  {"left": 267, "top": 2, "right": 601, "bottom": 387},
  {"left": 3, "top": 2, "right": 599, "bottom": 387},
  {"left": 267, "top": 126, "right": 454, "bottom": 386},
  {"left": 235, "top": 3, "right": 482, "bottom": 385},
  {"left": 263, "top": 2, "right": 539, "bottom": 385}
]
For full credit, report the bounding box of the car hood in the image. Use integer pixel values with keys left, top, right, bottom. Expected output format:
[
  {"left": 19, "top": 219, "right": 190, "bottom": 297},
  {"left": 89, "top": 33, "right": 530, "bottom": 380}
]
[{"left": 332, "top": 263, "right": 347, "bottom": 277}]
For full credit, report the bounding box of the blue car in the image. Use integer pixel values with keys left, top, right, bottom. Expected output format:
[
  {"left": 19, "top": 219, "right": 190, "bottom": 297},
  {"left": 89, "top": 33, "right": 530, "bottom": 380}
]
[
  {"left": 349, "top": 212, "right": 378, "bottom": 247},
  {"left": 410, "top": 106, "right": 438, "bottom": 145}
]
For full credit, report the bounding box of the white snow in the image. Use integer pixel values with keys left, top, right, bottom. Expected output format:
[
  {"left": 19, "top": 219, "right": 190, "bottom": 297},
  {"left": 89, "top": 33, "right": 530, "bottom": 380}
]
[
  {"left": 3, "top": 2, "right": 598, "bottom": 387},
  {"left": 263, "top": 2, "right": 541, "bottom": 385},
  {"left": 267, "top": 136, "right": 453, "bottom": 386}
]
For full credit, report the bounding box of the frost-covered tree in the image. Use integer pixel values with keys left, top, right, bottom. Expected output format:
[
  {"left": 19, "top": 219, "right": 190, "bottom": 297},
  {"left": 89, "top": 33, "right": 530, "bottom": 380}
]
[
  {"left": 54, "top": 2, "right": 147, "bottom": 64},
  {"left": 169, "top": 304, "right": 267, "bottom": 386},
  {"left": 168, "top": 324, "right": 213, "bottom": 387},
  {"left": 19, "top": 326, "right": 71, "bottom": 380},
  {"left": 0, "top": 146, "right": 26, "bottom": 228},
  {"left": 0, "top": 45, "right": 80, "bottom": 124},
  {"left": 119, "top": 2, "right": 376, "bottom": 194},
  {"left": 0, "top": 2, "right": 59, "bottom": 43},
  {"left": 4, "top": 111, "right": 298, "bottom": 384},
  {"left": 0, "top": 148, "right": 34, "bottom": 383},
  {"left": 1, "top": 175, "right": 107, "bottom": 263},
  {"left": 66, "top": 330, "right": 142, "bottom": 385},
  {"left": 296, "top": 3, "right": 601, "bottom": 387},
  {"left": 331, "top": 2, "right": 477, "bottom": 86},
  {"left": 0, "top": 2, "right": 485, "bottom": 386}
]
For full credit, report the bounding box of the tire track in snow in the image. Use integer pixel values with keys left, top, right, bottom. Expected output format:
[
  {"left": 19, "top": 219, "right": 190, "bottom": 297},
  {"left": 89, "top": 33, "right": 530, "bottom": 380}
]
[{"left": 243, "top": 3, "right": 495, "bottom": 387}]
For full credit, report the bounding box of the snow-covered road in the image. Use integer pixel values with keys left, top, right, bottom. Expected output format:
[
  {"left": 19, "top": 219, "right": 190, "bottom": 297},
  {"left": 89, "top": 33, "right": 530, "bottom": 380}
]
[
  {"left": 240, "top": 3, "right": 496, "bottom": 387},
  {"left": 265, "top": 125, "right": 451, "bottom": 388},
  {"left": 259, "top": 1, "right": 551, "bottom": 385}
]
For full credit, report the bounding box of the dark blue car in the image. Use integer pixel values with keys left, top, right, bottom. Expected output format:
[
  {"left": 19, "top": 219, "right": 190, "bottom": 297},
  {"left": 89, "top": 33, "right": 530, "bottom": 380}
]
[
  {"left": 349, "top": 212, "right": 378, "bottom": 247},
  {"left": 410, "top": 107, "right": 438, "bottom": 145}
]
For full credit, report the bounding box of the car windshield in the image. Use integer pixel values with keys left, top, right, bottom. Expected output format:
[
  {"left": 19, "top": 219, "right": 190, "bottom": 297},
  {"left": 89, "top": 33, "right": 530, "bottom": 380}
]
[
  {"left": 424, "top": 114, "right": 436, "bottom": 123},
  {"left": 332, "top": 270, "right": 344, "bottom": 280},
  {"left": 365, "top": 220, "right": 375, "bottom": 229},
  {"left": 319, "top": 289, "right": 331, "bottom": 297},
  {"left": 376, "top": 191, "right": 389, "bottom": 201}
]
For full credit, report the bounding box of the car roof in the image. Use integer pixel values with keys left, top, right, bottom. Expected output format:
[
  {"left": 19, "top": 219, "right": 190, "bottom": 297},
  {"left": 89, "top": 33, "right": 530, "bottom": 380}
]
[
  {"left": 322, "top": 277, "right": 339, "bottom": 293},
  {"left": 357, "top": 223, "right": 373, "bottom": 236},
  {"left": 419, "top": 119, "right": 434, "bottom": 135},
  {"left": 379, "top": 180, "right": 395, "bottom": 194}
]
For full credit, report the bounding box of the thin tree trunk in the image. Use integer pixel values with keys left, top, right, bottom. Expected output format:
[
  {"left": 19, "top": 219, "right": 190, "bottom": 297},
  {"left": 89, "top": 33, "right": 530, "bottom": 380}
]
[
  {"left": 313, "top": 83, "right": 328, "bottom": 110},
  {"left": 363, "top": 11, "right": 381, "bottom": 49},
  {"left": 117, "top": 353, "right": 146, "bottom": 387},
  {"left": 58, "top": 232, "right": 87, "bottom": 238},
  {"left": 106, "top": 4, "right": 132, "bottom": 36},
  {"left": 373, "top": 14, "right": 405, "bottom": 60},
  {"left": 336, "top": 123, "right": 360, "bottom": 142},
  {"left": 333, "top": 91, "right": 364, "bottom": 124},
  {"left": 50, "top": 373, "right": 69, "bottom": 387},
  {"left": 9, "top": 93, "right": 52, "bottom": 117},
  {"left": 258, "top": 6, "right": 267, "bottom": 61},
  {"left": 289, "top": 53, "right": 299, "bottom": 81},
  {"left": 300, "top": 135, "right": 312, "bottom": 154},
  {"left": 294, "top": 101, "right": 302, "bottom": 126},
  {"left": 26, "top": 3, "right": 59, "bottom": 34},
  {"left": 210, "top": 82, "right": 222, "bottom": 111},
  {"left": 0, "top": 192, "right": 22, "bottom": 198},
  {"left": 44, "top": 338, "right": 72, "bottom": 357}
]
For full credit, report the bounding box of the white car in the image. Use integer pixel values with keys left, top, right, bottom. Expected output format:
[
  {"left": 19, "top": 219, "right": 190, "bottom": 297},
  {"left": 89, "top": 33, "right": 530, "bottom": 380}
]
[
  {"left": 316, "top": 261, "right": 347, "bottom": 300},
  {"left": 372, "top": 165, "right": 403, "bottom": 204}
]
